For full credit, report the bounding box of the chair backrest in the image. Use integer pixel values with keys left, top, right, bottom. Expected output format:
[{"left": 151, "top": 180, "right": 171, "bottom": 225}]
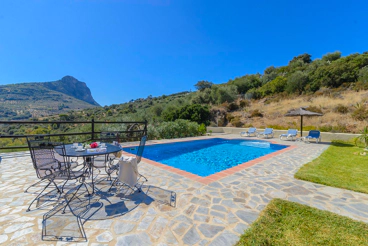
[
  {"left": 265, "top": 128, "right": 273, "bottom": 134},
  {"left": 287, "top": 129, "right": 298, "bottom": 135},
  {"left": 308, "top": 130, "right": 320, "bottom": 138},
  {"left": 100, "top": 132, "right": 119, "bottom": 143},
  {"left": 248, "top": 127, "right": 256, "bottom": 133},
  {"left": 27, "top": 138, "right": 62, "bottom": 179},
  {"left": 136, "top": 135, "right": 147, "bottom": 164}
]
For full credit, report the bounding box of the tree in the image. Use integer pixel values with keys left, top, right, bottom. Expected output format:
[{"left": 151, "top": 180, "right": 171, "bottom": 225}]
[
  {"left": 322, "top": 51, "right": 341, "bottom": 62},
  {"left": 163, "top": 104, "right": 211, "bottom": 125},
  {"left": 195, "top": 81, "right": 213, "bottom": 91},
  {"left": 289, "top": 53, "right": 312, "bottom": 64},
  {"left": 214, "top": 85, "right": 238, "bottom": 104},
  {"left": 261, "top": 66, "right": 278, "bottom": 85},
  {"left": 358, "top": 66, "right": 368, "bottom": 83},
  {"left": 229, "top": 74, "right": 261, "bottom": 94},
  {"left": 286, "top": 71, "right": 309, "bottom": 94}
]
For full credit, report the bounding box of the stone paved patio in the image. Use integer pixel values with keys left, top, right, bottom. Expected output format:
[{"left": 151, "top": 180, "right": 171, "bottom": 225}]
[{"left": 1, "top": 135, "right": 368, "bottom": 245}]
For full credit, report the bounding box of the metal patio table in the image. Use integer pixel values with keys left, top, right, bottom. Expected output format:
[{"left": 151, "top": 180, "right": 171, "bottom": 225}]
[{"left": 55, "top": 143, "right": 121, "bottom": 194}]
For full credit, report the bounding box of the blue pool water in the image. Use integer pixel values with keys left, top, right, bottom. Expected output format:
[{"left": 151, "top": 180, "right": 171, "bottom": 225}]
[{"left": 123, "top": 138, "right": 287, "bottom": 177}]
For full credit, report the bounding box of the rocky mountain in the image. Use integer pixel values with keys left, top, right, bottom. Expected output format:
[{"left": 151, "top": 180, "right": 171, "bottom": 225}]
[
  {"left": 42, "top": 76, "right": 100, "bottom": 106},
  {"left": 0, "top": 76, "right": 100, "bottom": 120}
]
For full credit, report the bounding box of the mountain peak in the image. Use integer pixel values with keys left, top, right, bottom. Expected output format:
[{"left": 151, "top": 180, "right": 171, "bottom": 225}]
[{"left": 42, "top": 76, "right": 100, "bottom": 106}]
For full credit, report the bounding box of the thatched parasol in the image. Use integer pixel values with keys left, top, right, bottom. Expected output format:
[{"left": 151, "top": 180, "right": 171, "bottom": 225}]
[{"left": 284, "top": 107, "right": 323, "bottom": 136}]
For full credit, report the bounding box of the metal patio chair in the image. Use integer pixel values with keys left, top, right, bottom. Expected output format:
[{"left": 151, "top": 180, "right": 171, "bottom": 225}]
[
  {"left": 108, "top": 135, "right": 148, "bottom": 193},
  {"left": 27, "top": 140, "right": 89, "bottom": 211}
]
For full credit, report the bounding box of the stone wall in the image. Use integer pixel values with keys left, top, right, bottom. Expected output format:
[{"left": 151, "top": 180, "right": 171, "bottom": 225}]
[{"left": 207, "top": 127, "right": 359, "bottom": 142}]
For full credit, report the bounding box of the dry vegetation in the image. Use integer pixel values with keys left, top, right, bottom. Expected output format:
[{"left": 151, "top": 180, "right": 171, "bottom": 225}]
[{"left": 223, "top": 90, "right": 368, "bottom": 133}]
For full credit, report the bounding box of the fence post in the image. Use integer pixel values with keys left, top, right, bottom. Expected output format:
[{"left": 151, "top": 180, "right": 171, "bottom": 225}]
[{"left": 91, "top": 118, "right": 95, "bottom": 140}]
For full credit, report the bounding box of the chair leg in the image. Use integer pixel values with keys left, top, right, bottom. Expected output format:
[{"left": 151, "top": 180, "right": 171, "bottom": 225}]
[
  {"left": 62, "top": 182, "right": 85, "bottom": 214},
  {"left": 27, "top": 180, "right": 52, "bottom": 212},
  {"left": 24, "top": 179, "right": 47, "bottom": 193}
]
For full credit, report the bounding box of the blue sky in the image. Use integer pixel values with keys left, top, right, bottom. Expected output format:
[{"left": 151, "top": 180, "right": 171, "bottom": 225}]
[{"left": 0, "top": 0, "right": 367, "bottom": 106}]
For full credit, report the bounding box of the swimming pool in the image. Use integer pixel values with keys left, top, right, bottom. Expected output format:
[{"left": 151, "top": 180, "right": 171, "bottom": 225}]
[{"left": 123, "top": 138, "right": 288, "bottom": 177}]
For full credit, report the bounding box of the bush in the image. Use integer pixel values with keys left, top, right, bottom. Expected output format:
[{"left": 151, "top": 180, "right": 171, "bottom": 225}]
[
  {"left": 305, "top": 106, "right": 323, "bottom": 114},
  {"left": 250, "top": 109, "right": 263, "bottom": 118},
  {"left": 155, "top": 120, "right": 200, "bottom": 139},
  {"left": 352, "top": 106, "right": 368, "bottom": 121},
  {"left": 227, "top": 102, "right": 239, "bottom": 111},
  {"left": 239, "top": 100, "right": 250, "bottom": 108},
  {"left": 334, "top": 104, "right": 349, "bottom": 114},
  {"left": 230, "top": 117, "right": 243, "bottom": 127},
  {"left": 198, "top": 123, "right": 206, "bottom": 135},
  {"left": 226, "top": 113, "right": 234, "bottom": 122}
]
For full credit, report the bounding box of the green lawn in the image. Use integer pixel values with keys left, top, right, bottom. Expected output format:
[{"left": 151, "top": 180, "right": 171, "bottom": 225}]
[
  {"left": 294, "top": 141, "right": 368, "bottom": 194},
  {"left": 236, "top": 199, "right": 368, "bottom": 246}
]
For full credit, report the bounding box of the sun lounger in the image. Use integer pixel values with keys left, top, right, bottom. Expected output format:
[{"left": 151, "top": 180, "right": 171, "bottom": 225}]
[
  {"left": 279, "top": 129, "right": 298, "bottom": 140},
  {"left": 240, "top": 127, "right": 257, "bottom": 137},
  {"left": 304, "top": 130, "right": 321, "bottom": 143},
  {"left": 257, "top": 128, "right": 274, "bottom": 138}
]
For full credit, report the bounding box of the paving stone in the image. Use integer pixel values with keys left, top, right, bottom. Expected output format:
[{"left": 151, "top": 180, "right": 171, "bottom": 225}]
[
  {"left": 283, "top": 186, "right": 312, "bottom": 196},
  {"left": 137, "top": 215, "right": 155, "bottom": 231},
  {"left": 210, "top": 211, "right": 226, "bottom": 219},
  {"left": 190, "top": 197, "right": 210, "bottom": 207},
  {"left": 0, "top": 235, "right": 8, "bottom": 244},
  {"left": 209, "top": 182, "right": 224, "bottom": 188},
  {"left": 233, "top": 223, "right": 249, "bottom": 234},
  {"left": 173, "top": 215, "right": 193, "bottom": 224},
  {"left": 10, "top": 227, "right": 33, "bottom": 240},
  {"left": 149, "top": 217, "right": 169, "bottom": 239},
  {"left": 351, "top": 203, "right": 368, "bottom": 213},
  {"left": 267, "top": 190, "right": 287, "bottom": 199},
  {"left": 163, "top": 229, "right": 178, "bottom": 245},
  {"left": 208, "top": 230, "right": 239, "bottom": 246},
  {"left": 213, "top": 198, "right": 222, "bottom": 204},
  {"left": 198, "top": 224, "right": 225, "bottom": 238},
  {"left": 194, "top": 214, "right": 210, "bottom": 222},
  {"left": 196, "top": 206, "right": 209, "bottom": 215},
  {"left": 236, "top": 210, "right": 259, "bottom": 224},
  {"left": 233, "top": 198, "right": 245, "bottom": 203},
  {"left": 182, "top": 226, "right": 201, "bottom": 245},
  {"left": 116, "top": 232, "right": 152, "bottom": 246},
  {"left": 4, "top": 222, "right": 34, "bottom": 233},
  {"left": 114, "top": 221, "right": 136, "bottom": 234},
  {"left": 222, "top": 191, "right": 235, "bottom": 198},
  {"left": 173, "top": 222, "right": 190, "bottom": 236},
  {"left": 211, "top": 205, "right": 227, "bottom": 212},
  {"left": 184, "top": 204, "right": 196, "bottom": 216},
  {"left": 96, "top": 231, "right": 113, "bottom": 242}
]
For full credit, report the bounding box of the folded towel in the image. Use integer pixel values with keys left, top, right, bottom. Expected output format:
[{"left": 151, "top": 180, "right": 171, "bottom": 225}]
[{"left": 118, "top": 156, "right": 138, "bottom": 187}]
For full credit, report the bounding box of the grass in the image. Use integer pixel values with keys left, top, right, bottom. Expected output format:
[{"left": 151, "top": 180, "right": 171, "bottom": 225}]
[
  {"left": 294, "top": 141, "right": 368, "bottom": 194},
  {"left": 236, "top": 199, "right": 368, "bottom": 246}
]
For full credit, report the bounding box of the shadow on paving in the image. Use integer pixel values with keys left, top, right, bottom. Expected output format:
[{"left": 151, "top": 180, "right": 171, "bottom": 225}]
[{"left": 40, "top": 178, "right": 177, "bottom": 242}]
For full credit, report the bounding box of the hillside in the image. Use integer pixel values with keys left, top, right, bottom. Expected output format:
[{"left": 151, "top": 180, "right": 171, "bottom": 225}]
[
  {"left": 0, "top": 76, "right": 100, "bottom": 120},
  {"left": 1, "top": 51, "right": 368, "bottom": 142}
]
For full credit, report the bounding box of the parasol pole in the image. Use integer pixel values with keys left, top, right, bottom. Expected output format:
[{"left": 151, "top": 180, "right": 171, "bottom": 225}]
[{"left": 300, "top": 115, "right": 303, "bottom": 137}]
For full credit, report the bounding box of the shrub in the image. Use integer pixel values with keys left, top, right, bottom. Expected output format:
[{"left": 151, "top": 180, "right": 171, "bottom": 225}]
[
  {"left": 227, "top": 102, "right": 239, "bottom": 111},
  {"left": 239, "top": 100, "right": 250, "bottom": 108},
  {"left": 250, "top": 109, "right": 263, "bottom": 118},
  {"left": 230, "top": 117, "right": 243, "bottom": 127},
  {"left": 334, "top": 104, "right": 349, "bottom": 114},
  {"left": 305, "top": 106, "right": 323, "bottom": 114},
  {"left": 352, "top": 106, "right": 368, "bottom": 121},
  {"left": 198, "top": 123, "right": 206, "bottom": 135},
  {"left": 155, "top": 120, "right": 200, "bottom": 139},
  {"left": 226, "top": 113, "right": 234, "bottom": 122}
]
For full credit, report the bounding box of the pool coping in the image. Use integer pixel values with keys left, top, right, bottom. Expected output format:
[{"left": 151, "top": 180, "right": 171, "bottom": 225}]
[{"left": 121, "top": 136, "right": 297, "bottom": 185}]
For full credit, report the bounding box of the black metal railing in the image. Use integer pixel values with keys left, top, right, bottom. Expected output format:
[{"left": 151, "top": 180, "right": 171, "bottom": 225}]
[{"left": 0, "top": 119, "right": 147, "bottom": 150}]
